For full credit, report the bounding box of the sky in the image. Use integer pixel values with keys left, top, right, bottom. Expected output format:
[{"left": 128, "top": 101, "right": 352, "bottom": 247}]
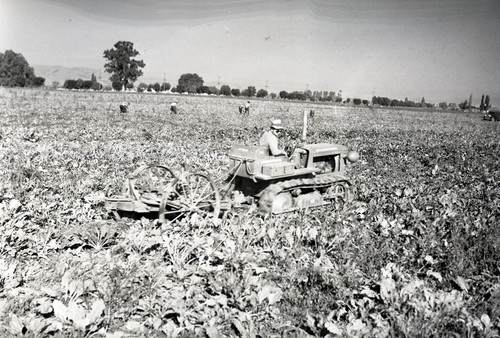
[{"left": 1, "top": 0, "right": 499, "bottom": 104}]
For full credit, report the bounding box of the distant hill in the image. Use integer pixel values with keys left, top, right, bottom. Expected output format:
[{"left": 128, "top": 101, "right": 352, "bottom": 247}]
[
  {"left": 33, "top": 65, "right": 110, "bottom": 87},
  {"left": 32, "top": 65, "right": 165, "bottom": 88}
]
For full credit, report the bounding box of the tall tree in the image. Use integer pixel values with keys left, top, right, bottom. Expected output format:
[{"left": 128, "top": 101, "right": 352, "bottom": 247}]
[
  {"left": 485, "top": 95, "right": 491, "bottom": 110},
  {"left": 0, "top": 50, "right": 44, "bottom": 87},
  {"left": 103, "top": 41, "right": 145, "bottom": 90},
  {"left": 480, "top": 95, "right": 485, "bottom": 112}
]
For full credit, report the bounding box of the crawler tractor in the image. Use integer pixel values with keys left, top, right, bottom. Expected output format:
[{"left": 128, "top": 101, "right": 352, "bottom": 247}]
[
  {"left": 105, "top": 111, "right": 359, "bottom": 221},
  {"left": 225, "top": 142, "right": 358, "bottom": 214},
  {"left": 483, "top": 108, "right": 500, "bottom": 121}
]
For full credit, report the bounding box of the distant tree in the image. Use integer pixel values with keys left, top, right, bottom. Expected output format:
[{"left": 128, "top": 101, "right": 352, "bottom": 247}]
[
  {"left": 178, "top": 73, "right": 203, "bottom": 93},
  {"left": 81, "top": 80, "right": 93, "bottom": 90},
  {"left": 438, "top": 102, "right": 448, "bottom": 109},
  {"left": 231, "top": 88, "right": 241, "bottom": 96},
  {"left": 91, "top": 73, "right": 97, "bottom": 83},
  {"left": 279, "top": 91, "right": 288, "bottom": 99},
  {"left": 256, "top": 89, "right": 268, "bottom": 98},
  {"left": 220, "top": 85, "right": 231, "bottom": 96},
  {"left": 353, "top": 98, "right": 362, "bottom": 105},
  {"left": 33, "top": 77, "right": 45, "bottom": 87},
  {"left": 288, "top": 91, "right": 305, "bottom": 100},
  {"left": 270, "top": 93, "right": 277, "bottom": 99},
  {"left": 406, "top": 100, "right": 416, "bottom": 107},
  {"left": 63, "top": 79, "right": 78, "bottom": 90},
  {"left": 485, "top": 95, "right": 491, "bottom": 110},
  {"left": 0, "top": 50, "right": 44, "bottom": 87},
  {"left": 161, "top": 82, "right": 171, "bottom": 92},
  {"left": 112, "top": 81, "right": 123, "bottom": 91},
  {"left": 197, "top": 85, "right": 218, "bottom": 94},
  {"left": 459, "top": 99, "right": 468, "bottom": 110},
  {"left": 242, "top": 86, "right": 256, "bottom": 97},
  {"left": 480, "top": 95, "right": 485, "bottom": 112},
  {"left": 468, "top": 93, "right": 472, "bottom": 109},
  {"left": 103, "top": 41, "right": 145, "bottom": 91},
  {"left": 176, "top": 84, "right": 186, "bottom": 93},
  {"left": 197, "top": 85, "right": 209, "bottom": 94},
  {"left": 362, "top": 99, "right": 369, "bottom": 105},
  {"left": 52, "top": 81, "right": 59, "bottom": 89},
  {"left": 153, "top": 83, "right": 161, "bottom": 92},
  {"left": 137, "top": 83, "right": 147, "bottom": 92},
  {"left": 335, "top": 97, "right": 342, "bottom": 103},
  {"left": 207, "top": 86, "right": 219, "bottom": 95},
  {"left": 420, "top": 97, "right": 426, "bottom": 107},
  {"left": 91, "top": 81, "right": 102, "bottom": 91}
]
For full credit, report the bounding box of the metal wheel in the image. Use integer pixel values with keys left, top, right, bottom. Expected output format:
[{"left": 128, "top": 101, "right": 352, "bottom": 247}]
[
  {"left": 128, "top": 165, "right": 176, "bottom": 201},
  {"left": 159, "top": 172, "right": 221, "bottom": 223}
]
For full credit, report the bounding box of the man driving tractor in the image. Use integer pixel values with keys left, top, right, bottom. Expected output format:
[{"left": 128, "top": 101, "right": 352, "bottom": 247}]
[{"left": 259, "top": 119, "right": 287, "bottom": 157}]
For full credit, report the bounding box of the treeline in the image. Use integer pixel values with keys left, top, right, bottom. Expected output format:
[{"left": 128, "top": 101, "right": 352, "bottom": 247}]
[
  {"left": 63, "top": 74, "right": 103, "bottom": 90},
  {"left": 372, "top": 96, "right": 435, "bottom": 108},
  {"left": 137, "top": 82, "right": 171, "bottom": 93},
  {"left": 0, "top": 50, "right": 45, "bottom": 87}
]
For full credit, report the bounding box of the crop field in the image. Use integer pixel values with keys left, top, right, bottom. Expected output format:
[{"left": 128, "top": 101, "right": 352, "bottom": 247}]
[{"left": 1, "top": 87, "right": 499, "bottom": 337}]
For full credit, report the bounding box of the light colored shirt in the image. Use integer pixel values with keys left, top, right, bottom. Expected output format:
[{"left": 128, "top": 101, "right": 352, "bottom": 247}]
[{"left": 259, "top": 130, "right": 286, "bottom": 156}]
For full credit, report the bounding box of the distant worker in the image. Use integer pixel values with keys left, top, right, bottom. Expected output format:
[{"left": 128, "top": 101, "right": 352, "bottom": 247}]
[
  {"left": 238, "top": 105, "right": 244, "bottom": 114},
  {"left": 170, "top": 101, "right": 177, "bottom": 114},
  {"left": 260, "top": 119, "right": 287, "bottom": 156},
  {"left": 119, "top": 102, "right": 129, "bottom": 113},
  {"left": 244, "top": 101, "right": 250, "bottom": 115}
]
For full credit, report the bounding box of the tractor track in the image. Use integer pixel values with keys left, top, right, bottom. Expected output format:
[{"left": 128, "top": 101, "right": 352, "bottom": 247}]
[{"left": 257, "top": 173, "right": 354, "bottom": 214}]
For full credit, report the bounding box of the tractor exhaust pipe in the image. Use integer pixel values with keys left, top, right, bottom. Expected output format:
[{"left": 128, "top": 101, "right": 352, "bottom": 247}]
[{"left": 301, "top": 110, "right": 308, "bottom": 144}]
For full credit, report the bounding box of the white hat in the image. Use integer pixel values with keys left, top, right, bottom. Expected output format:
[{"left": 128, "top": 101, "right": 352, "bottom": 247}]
[{"left": 271, "top": 119, "right": 284, "bottom": 129}]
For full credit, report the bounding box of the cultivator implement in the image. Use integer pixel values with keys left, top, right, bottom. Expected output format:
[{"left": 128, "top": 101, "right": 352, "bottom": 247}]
[{"left": 105, "top": 165, "right": 222, "bottom": 223}]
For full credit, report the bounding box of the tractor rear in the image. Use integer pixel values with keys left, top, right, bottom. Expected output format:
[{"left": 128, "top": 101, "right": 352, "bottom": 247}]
[{"left": 484, "top": 108, "right": 500, "bottom": 121}]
